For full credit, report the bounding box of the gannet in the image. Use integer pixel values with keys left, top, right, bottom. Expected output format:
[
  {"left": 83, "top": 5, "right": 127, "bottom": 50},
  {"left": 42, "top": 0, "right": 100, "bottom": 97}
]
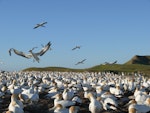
[
  {"left": 45, "top": 87, "right": 59, "bottom": 98},
  {"left": 33, "top": 22, "right": 47, "bottom": 29},
  {"left": 8, "top": 94, "right": 24, "bottom": 113},
  {"left": 9, "top": 41, "right": 51, "bottom": 63},
  {"left": 128, "top": 98, "right": 150, "bottom": 113},
  {"left": 103, "top": 97, "right": 118, "bottom": 111},
  {"left": 110, "top": 86, "right": 123, "bottom": 98},
  {"left": 87, "top": 93, "right": 103, "bottom": 113},
  {"left": 72, "top": 46, "right": 81, "bottom": 50},
  {"left": 103, "top": 60, "right": 117, "bottom": 65},
  {"left": 51, "top": 94, "right": 76, "bottom": 108},
  {"left": 28, "top": 49, "right": 40, "bottom": 63},
  {"left": 62, "top": 88, "right": 74, "bottom": 100},
  {"left": 75, "top": 59, "right": 86, "bottom": 65}
]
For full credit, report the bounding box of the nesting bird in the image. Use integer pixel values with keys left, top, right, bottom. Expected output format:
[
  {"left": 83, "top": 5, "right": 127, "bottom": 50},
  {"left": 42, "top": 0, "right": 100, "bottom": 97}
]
[
  {"left": 87, "top": 92, "right": 103, "bottom": 113},
  {"left": 8, "top": 94, "right": 24, "bottom": 113}
]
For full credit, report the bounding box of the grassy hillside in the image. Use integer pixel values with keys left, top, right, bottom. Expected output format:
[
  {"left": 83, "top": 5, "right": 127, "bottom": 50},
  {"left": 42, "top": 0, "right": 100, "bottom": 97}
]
[
  {"left": 23, "top": 66, "right": 85, "bottom": 72},
  {"left": 22, "top": 55, "right": 150, "bottom": 76},
  {"left": 87, "top": 64, "right": 150, "bottom": 75},
  {"left": 125, "top": 55, "right": 150, "bottom": 65},
  {"left": 23, "top": 64, "right": 150, "bottom": 76}
]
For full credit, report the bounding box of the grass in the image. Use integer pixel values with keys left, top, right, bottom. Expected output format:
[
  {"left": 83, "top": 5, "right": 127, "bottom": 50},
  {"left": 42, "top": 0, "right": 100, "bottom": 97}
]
[
  {"left": 23, "top": 66, "right": 85, "bottom": 72},
  {"left": 23, "top": 64, "right": 150, "bottom": 77}
]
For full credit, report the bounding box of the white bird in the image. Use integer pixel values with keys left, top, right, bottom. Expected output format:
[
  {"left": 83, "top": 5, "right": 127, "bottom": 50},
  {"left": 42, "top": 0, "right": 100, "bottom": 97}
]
[
  {"left": 128, "top": 98, "right": 150, "bottom": 113},
  {"left": 103, "top": 97, "right": 118, "bottom": 111},
  {"left": 128, "top": 79, "right": 136, "bottom": 92},
  {"left": 72, "top": 96, "right": 82, "bottom": 104},
  {"left": 110, "top": 86, "right": 123, "bottom": 97},
  {"left": 45, "top": 87, "right": 59, "bottom": 98},
  {"left": 9, "top": 41, "right": 51, "bottom": 63},
  {"left": 28, "top": 49, "right": 40, "bottom": 63},
  {"left": 62, "top": 88, "right": 74, "bottom": 100},
  {"left": 33, "top": 22, "right": 47, "bottom": 29},
  {"left": 51, "top": 94, "right": 76, "bottom": 108},
  {"left": 87, "top": 93, "right": 103, "bottom": 113},
  {"left": 28, "top": 86, "right": 39, "bottom": 104},
  {"left": 8, "top": 94, "right": 24, "bottom": 113},
  {"left": 135, "top": 92, "right": 148, "bottom": 104}
]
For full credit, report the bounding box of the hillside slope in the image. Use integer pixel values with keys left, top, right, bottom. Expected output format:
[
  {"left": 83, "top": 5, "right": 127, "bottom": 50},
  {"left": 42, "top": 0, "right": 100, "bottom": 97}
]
[
  {"left": 22, "top": 55, "right": 150, "bottom": 76},
  {"left": 125, "top": 55, "right": 150, "bottom": 65}
]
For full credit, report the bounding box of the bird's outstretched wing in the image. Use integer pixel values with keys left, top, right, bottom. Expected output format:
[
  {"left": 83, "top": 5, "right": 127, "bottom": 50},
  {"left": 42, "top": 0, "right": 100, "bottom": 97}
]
[
  {"left": 81, "top": 59, "right": 86, "bottom": 62},
  {"left": 9, "top": 48, "right": 32, "bottom": 59},
  {"left": 112, "top": 60, "right": 117, "bottom": 64},
  {"left": 36, "top": 42, "right": 51, "bottom": 56},
  {"left": 72, "top": 47, "right": 77, "bottom": 50}
]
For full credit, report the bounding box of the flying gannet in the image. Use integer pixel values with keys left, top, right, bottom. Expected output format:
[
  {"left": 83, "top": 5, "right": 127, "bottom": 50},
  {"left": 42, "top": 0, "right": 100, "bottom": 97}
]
[
  {"left": 75, "top": 59, "right": 86, "bottom": 65},
  {"left": 33, "top": 22, "right": 47, "bottom": 29},
  {"left": 9, "top": 41, "right": 51, "bottom": 63},
  {"left": 72, "top": 46, "right": 81, "bottom": 50},
  {"left": 103, "top": 60, "right": 117, "bottom": 65}
]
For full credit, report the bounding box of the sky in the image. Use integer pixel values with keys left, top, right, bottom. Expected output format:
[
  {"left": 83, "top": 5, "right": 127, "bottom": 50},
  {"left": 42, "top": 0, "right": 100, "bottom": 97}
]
[{"left": 0, "top": 0, "right": 150, "bottom": 71}]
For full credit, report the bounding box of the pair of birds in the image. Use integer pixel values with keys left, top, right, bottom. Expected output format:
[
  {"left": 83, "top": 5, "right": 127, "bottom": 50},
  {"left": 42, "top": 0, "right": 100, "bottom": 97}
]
[
  {"left": 72, "top": 46, "right": 86, "bottom": 65},
  {"left": 49, "top": 92, "right": 80, "bottom": 113},
  {"left": 9, "top": 41, "right": 51, "bottom": 63},
  {"left": 8, "top": 21, "right": 49, "bottom": 63}
]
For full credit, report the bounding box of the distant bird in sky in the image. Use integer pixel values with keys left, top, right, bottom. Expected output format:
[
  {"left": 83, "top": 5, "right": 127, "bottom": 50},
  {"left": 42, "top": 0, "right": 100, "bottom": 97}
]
[
  {"left": 75, "top": 59, "right": 86, "bottom": 65},
  {"left": 9, "top": 41, "right": 51, "bottom": 63},
  {"left": 72, "top": 46, "right": 81, "bottom": 50},
  {"left": 103, "top": 60, "right": 117, "bottom": 65},
  {"left": 33, "top": 22, "right": 47, "bottom": 29}
]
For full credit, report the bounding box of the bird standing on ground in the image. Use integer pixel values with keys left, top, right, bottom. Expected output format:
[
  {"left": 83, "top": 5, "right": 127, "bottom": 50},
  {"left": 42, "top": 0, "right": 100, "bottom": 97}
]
[{"left": 87, "top": 93, "right": 103, "bottom": 113}]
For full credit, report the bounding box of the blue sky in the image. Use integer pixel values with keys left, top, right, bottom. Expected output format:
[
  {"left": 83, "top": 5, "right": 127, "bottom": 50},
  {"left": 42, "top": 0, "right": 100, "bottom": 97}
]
[{"left": 0, "top": 0, "right": 150, "bottom": 71}]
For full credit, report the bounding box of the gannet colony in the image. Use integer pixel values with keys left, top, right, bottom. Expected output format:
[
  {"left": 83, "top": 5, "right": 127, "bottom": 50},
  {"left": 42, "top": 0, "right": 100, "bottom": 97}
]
[{"left": 0, "top": 71, "right": 149, "bottom": 113}]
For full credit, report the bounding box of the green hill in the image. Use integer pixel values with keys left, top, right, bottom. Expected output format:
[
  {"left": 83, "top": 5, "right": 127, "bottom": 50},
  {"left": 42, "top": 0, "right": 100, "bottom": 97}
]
[
  {"left": 22, "top": 64, "right": 150, "bottom": 76},
  {"left": 23, "top": 55, "right": 150, "bottom": 76},
  {"left": 88, "top": 64, "right": 150, "bottom": 74},
  {"left": 125, "top": 55, "right": 150, "bottom": 65},
  {"left": 23, "top": 66, "right": 85, "bottom": 72}
]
